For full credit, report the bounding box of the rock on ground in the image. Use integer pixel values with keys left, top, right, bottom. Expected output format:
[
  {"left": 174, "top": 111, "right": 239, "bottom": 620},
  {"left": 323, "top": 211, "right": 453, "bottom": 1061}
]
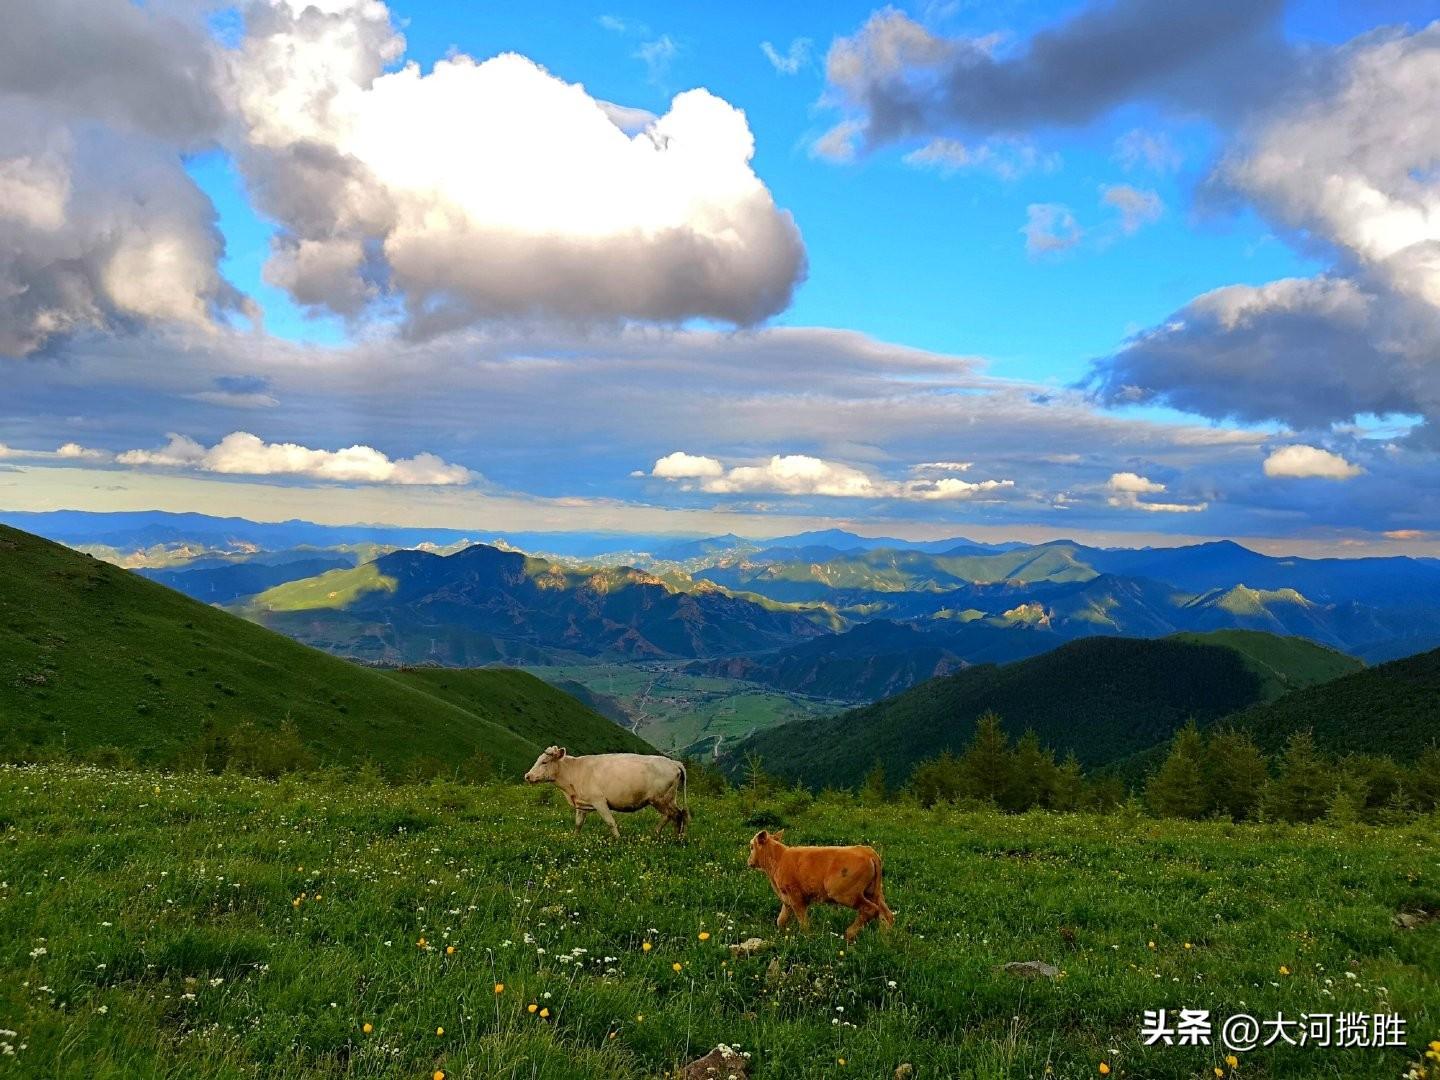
[
  {"left": 682, "top": 1044, "right": 751, "bottom": 1080},
  {"left": 1002, "top": 960, "right": 1060, "bottom": 979}
]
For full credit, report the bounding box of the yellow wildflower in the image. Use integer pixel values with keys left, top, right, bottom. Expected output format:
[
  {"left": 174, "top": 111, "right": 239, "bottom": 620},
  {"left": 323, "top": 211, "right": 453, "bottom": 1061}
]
[
  {"left": 445, "top": 945, "right": 455, "bottom": 956},
  {"left": 494, "top": 983, "right": 504, "bottom": 994},
  {"left": 672, "top": 962, "right": 683, "bottom": 972},
  {"left": 1226, "top": 1055, "right": 1239, "bottom": 1067},
  {"left": 642, "top": 942, "right": 652, "bottom": 952},
  {"left": 698, "top": 931, "right": 710, "bottom": 941},
  {"left": 435, "top": 1027, "right": 444, "bottom": 1036},
  {"left": 539, "top": 1008, "right": 550, "bottom": 1019},
  {"left": 1279, "top": 965, "right": 1290, "bottom": 976},
  {"left": 362, "top": 1022, "right": 373, "bottom": 1034},
  {"left": 1099, "top": 1065, "right": 1111, "bottom": 1076},
  {"left": 527, "top": 1003, "right": 538, "bottom": 1014}
]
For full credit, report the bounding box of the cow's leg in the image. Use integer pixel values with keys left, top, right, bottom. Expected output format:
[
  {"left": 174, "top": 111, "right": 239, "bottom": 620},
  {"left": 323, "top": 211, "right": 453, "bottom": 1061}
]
[
  {"left": 845, "top": 899, "right": 880, "bottom": 943},
  {"left": 776, "top": 902, "right": 791, "bottom": 929},
  {"left": 649, "top": 798, "right": 672, "bottom": 838},
  {"left": 788, "top": 897, "right": 810, "bottom": 931},
  {"left": 869, "top": 877, "right": 895, "bottom": 927},
  {"left": 573, "top": 806, "right": 588, "bottom": 833},
  {"left": 593, "top": 802, "right": 621, "bottom": 839}
]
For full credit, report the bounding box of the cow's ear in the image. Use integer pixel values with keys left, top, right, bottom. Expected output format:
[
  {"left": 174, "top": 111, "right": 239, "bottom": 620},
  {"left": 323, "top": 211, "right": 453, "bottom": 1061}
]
[
  {"left": 773, "top": 829, "right": 786, "bottom": 841},
  {"left": 557, "top": 747, "right": 566, "bottom": 758},
  {"left": 756, "top": 830, "right": 768, "bottom": 843}
]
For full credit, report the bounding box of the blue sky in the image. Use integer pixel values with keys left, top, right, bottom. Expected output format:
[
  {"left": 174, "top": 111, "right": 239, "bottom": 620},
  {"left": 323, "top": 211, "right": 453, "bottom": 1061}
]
[
  {"left": 195, "top": 0, "right": 1321, "bottom": 379},
  {"left": 2, "top": 0, "right": 1439, "bottom": 552}
]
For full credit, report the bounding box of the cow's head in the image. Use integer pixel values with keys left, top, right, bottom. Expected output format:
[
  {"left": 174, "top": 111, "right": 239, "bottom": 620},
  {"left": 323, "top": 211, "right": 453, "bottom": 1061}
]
[
  {"left": 746, "top": 829, "right": 784, "bottom": 868},
  {"left": 524, "top": 745, "right": 566, "bottom": 784}
]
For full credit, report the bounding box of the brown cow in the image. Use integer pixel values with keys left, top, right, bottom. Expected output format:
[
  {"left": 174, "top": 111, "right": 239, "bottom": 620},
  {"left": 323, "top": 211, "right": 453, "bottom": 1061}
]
[{"left": 746, "top": 830, "right": 895, "bottom": 942}]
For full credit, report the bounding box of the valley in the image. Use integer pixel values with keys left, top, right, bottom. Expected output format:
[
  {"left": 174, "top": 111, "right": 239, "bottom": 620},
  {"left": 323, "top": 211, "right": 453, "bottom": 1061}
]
[{"left": 523, "top": 661, "right": 840, "bottom": 755}]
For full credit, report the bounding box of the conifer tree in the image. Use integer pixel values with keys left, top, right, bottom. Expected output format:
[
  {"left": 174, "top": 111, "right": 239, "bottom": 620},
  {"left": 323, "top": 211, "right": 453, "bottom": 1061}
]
[
  {"left": 1012, "top": 729, "right": 1060, "bottom": 810},
  {"left": 1203, "top": 728, "right": 1268, "bottom": 821},
  {"left": 860, "top": 761, "right": 889, "bottom": 806},
  {"left": 1411, "top": 746, "right": 1440, "bottom": 813},
  {"left": 959, "top": 711, "right": 1020, "bottom": 809},
  {"left": 1267, "top": 730, "right": 1332, "bottom": 823},
  {"left": 910, "top": 751, "right": 962, "bottom": 808},
  {"left": 1146, "top": 721, "right": 1209, "bottom": 819},
  {"left": 1051, "top": 753, "right": 1084, "bottom": 812}
]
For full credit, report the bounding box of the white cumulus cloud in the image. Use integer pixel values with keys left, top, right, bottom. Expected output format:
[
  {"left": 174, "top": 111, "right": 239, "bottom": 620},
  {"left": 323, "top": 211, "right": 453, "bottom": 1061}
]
[
  {"left": 1106, "top": 471, "right": 1206, "bottom": 513},
  {"left": 652, "top": 451, "right": 1012, "bottom": 501},
  {"left": 651, "top": 450, "right": 724, "bottom": 479},
  {"left": 229, "top": 1, "right": 805, "bottom": 335},
  {"left": 0, "top": 441, "right": 110, "bottom": 461},
  {"left": 117, "top": 432, "right": 472, "bottom": 486},
  {"left": 1262, "top": 444, "right": 1363, "bottom": 480}
]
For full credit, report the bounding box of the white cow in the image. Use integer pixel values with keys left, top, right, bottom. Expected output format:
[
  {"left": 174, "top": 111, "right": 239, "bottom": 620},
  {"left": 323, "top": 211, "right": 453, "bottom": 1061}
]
[{"left": 524, "top": 746, "right": 689, "bottom": 839}]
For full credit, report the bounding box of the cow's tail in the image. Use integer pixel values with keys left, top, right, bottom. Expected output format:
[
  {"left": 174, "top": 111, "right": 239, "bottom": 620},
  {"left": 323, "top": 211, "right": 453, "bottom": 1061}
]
[
  {"left": 676, "top": 761, "right": 690, "bottom": 834},
  {"left": 866, "top": 853, "right": 895, "bottom": 926}
]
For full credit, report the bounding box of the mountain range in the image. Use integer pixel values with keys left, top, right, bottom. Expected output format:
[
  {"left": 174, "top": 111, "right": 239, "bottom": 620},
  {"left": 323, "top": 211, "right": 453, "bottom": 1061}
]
[
  {"left": 14, "top": 510, "right": 1440, "bottom": 712},
  {"left": 0, "top": 524, "right": 649, "bottom": 774},
  {"left": 243, "top": 542, "right": 827, "bottom": 664}
]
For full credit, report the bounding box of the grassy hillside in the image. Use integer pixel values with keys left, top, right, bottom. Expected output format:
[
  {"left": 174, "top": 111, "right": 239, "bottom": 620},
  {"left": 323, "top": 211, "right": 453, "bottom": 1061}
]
[
  {"left": 728, "top": 634, "right": 1356, "bottom": 790},
  {"left": 138, "top": 555, "right": 356, "bottom": 604},
  {"left": 4, "top": 765, "right": 1435, "bottom": 1079},
  {"left": 1172, "top": 629, "right": 1363, "bottom": 697},
  {"left": 1226, "top": 644, "right": 1440, "bottom": 757},
  {"left": 0, "top": 525, "right": 648, "bottom": 774}
]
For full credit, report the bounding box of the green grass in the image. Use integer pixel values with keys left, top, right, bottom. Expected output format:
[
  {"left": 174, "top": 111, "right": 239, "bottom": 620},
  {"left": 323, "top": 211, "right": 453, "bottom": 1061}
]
[
  {"left": 247, "top": 562, "right": 398, "bottom": 612},
  {"left": 1171, "top": 630, "right": 1364, "bottom": 699},
  {"left": 1, "top": 765, "right": 1436, "bottom": 1078},
  {"left": 0, "top": 525, "right": 648, "bottom": 774}
]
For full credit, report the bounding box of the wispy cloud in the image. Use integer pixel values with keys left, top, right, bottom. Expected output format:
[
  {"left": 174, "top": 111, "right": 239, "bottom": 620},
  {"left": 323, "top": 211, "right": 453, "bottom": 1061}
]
[
  {"left": 1022, "top": 204, "right": 1082, "bottom": 255},
  {"left": 760, "top": 38, "right": 813, "bottom": 75}
]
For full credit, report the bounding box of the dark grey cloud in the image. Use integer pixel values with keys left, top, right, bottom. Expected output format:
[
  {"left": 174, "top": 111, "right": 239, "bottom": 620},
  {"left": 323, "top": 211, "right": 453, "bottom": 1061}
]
[
  {"left": 0, "top": 0, "right": 243, "bottom": 357},
  {"left": 822, "top": 0, "right": 1289, "bottom": 154},
  {"left": 0, "top": 0, "right": 224, "bottom": 145},
  {"left": 1091, "top": 276, "right": 1438, "bottom": 431},
  {"left": 1089, "top": 23, "right": 1440, "bottom": 442}
]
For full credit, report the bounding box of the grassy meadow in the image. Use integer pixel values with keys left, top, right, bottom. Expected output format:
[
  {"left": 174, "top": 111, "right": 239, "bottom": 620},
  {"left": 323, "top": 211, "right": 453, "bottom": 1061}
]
[{"left": 2, "top": 765, "right": 1437, "bottom": 1078}]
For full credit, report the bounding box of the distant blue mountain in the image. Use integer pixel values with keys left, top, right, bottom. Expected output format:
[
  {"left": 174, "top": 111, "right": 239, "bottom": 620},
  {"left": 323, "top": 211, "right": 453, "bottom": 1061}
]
[{"left": 0, "top": 509, "right": 691, "bottom": 560}]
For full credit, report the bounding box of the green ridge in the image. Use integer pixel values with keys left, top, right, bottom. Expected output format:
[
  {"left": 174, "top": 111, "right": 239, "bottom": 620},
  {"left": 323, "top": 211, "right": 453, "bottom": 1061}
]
[{"left": 0, "top": 524, "right": 649, "bottom": 773}]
